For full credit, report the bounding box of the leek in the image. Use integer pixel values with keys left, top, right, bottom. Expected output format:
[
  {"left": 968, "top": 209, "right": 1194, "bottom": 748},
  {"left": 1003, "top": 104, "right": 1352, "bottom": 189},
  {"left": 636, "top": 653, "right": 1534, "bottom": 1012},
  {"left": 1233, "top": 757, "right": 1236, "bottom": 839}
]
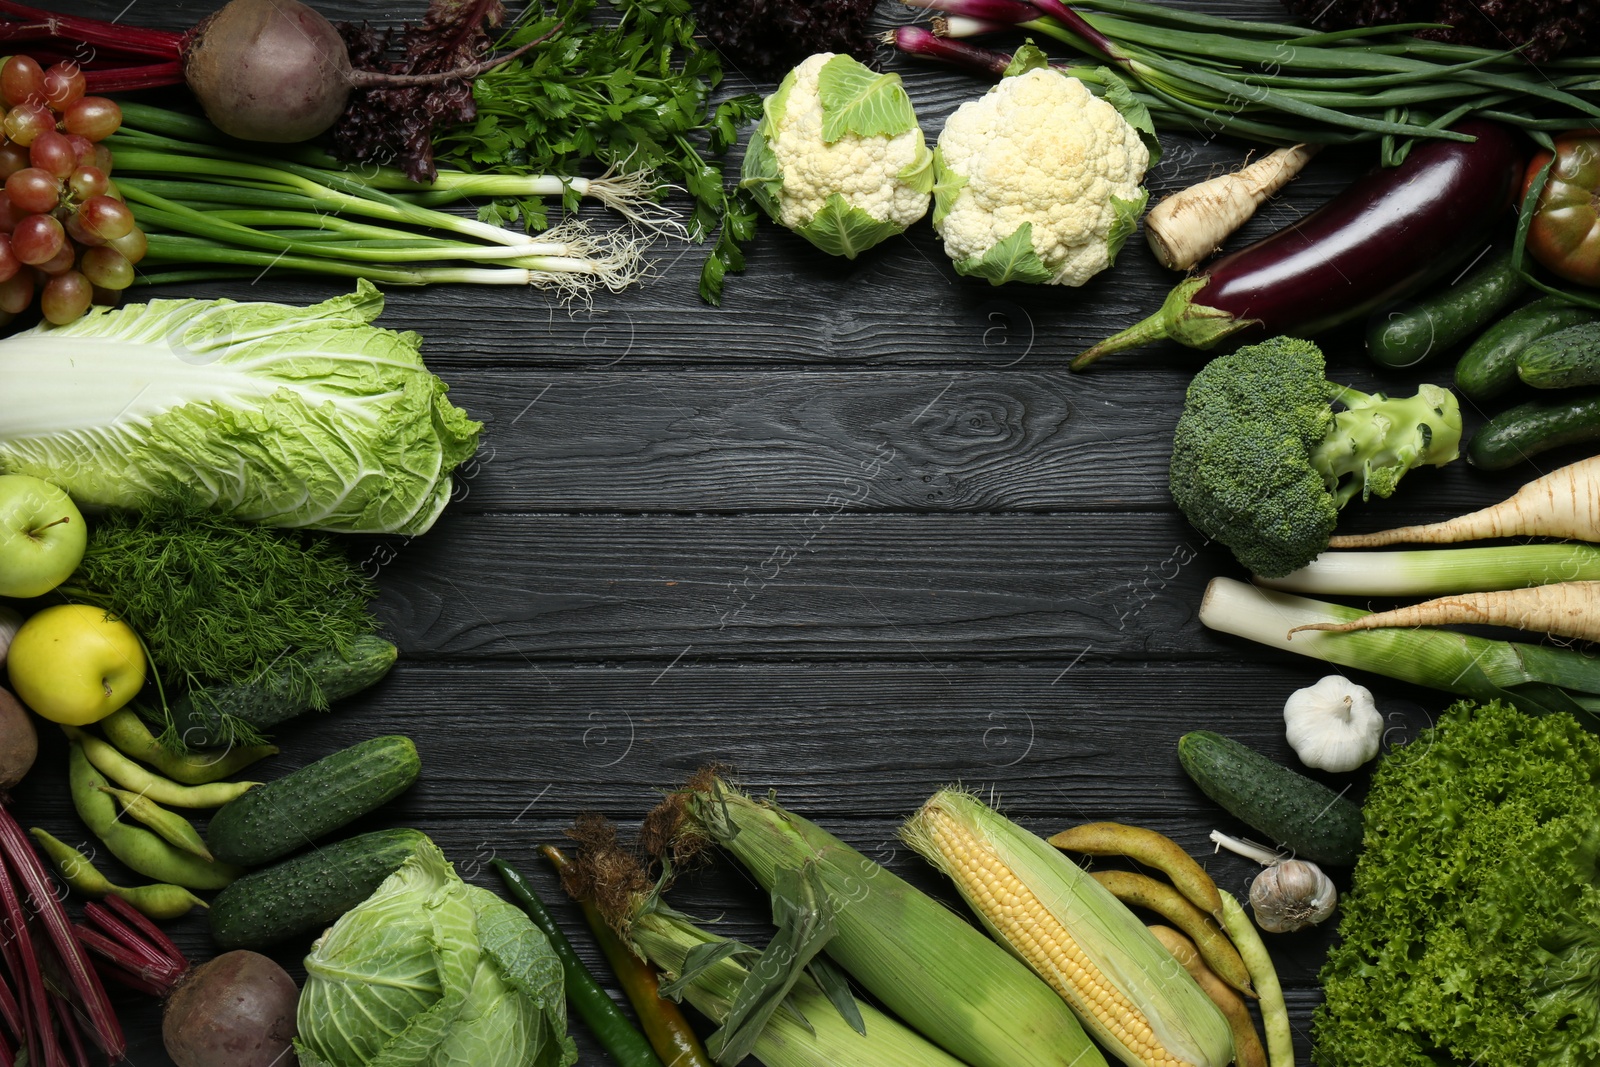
[
  {"left": 1199, "top": 577, "right": 1600, "bottom": 723},
  {"left": 1259, "top": 544, "right": 1600, "bottom": 596}
]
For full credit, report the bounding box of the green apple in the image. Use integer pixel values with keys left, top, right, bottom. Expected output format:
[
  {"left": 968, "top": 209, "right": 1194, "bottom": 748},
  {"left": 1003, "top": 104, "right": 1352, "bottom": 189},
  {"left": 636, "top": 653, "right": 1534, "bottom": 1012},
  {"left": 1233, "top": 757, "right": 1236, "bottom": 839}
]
[
  {"left": 0, "top": 475, "right": 87, "bottom": 598},
  {"left": 7, "top": 604, "right": 145, "bottom": 726}
]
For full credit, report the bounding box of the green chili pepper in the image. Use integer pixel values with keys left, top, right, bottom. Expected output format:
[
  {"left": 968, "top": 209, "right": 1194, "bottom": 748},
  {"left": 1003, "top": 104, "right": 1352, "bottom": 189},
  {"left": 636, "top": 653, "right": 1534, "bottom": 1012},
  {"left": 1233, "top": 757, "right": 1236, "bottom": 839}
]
[
  {"left": 494, "top": 859, "right": 666, "bottom": 1067},
  {"left": 541, "top": 845, "right": 714, "bottom": 1067}
]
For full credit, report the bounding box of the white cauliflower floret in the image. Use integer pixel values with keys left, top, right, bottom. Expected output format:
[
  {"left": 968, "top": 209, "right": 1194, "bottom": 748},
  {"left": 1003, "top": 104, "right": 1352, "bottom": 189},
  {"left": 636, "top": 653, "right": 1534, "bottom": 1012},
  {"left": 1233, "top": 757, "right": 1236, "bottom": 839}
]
[
  {"left": 741, "top": 53, "right": 932, "bottom": 259},
  {"left": 934, "top": 67, "right": 1152, "bottom": 286}
]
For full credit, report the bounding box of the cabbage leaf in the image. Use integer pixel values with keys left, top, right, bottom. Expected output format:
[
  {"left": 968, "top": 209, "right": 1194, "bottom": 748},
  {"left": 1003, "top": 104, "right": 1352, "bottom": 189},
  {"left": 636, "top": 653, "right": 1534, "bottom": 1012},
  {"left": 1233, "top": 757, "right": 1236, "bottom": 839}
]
[
  {"left": 0, "top": 281, "right": 481, "bottom": 535},
  {"left": 297, "top": 838, "right": 575, "bottom": 1067}
]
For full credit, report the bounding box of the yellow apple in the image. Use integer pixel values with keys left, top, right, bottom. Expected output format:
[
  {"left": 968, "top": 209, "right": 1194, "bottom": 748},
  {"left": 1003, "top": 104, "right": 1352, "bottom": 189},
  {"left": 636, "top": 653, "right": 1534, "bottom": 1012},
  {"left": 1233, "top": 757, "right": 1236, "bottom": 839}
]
[{"left": 7, "top": 604, "right": 146, "bottom": 725}]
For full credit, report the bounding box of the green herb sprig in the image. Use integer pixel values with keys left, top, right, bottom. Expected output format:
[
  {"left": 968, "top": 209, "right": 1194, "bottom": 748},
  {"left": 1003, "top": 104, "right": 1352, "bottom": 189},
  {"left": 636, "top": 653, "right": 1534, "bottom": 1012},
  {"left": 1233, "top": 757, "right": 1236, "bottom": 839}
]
[
  {"left": 434, "top": 0, "right": 764, "bottom": 303},
  {"left": 58, "top": 499, "right": 380, "bottom": 741}
]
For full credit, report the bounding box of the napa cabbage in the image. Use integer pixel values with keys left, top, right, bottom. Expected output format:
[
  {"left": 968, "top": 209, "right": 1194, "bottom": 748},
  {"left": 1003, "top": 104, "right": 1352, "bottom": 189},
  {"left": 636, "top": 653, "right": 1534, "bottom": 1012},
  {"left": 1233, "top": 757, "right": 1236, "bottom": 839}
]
[
  {"left": 0, "top": 281, "right": 481, "bottom": 535},
  {"left": 296, "top": 838, "right": 576, "bottom": 1067}
]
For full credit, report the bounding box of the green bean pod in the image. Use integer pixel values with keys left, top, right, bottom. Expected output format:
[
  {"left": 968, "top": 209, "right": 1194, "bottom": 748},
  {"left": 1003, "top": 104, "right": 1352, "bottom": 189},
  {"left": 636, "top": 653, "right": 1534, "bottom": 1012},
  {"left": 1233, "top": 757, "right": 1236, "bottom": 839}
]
[
  {"left": 96, "top": 784, "right": 214, "bottom": 861},
  {"left": 29, "top": 827, "right": 208, "bottom": 920},
  {"left": 69, "top": 726, "right": 259, "bottom": 808},
  {"left": 68, "top": 742, "right": 243, "bottom": 891},
  {"left": 98, "top": 708, "right": 278, "bottom": 785}
]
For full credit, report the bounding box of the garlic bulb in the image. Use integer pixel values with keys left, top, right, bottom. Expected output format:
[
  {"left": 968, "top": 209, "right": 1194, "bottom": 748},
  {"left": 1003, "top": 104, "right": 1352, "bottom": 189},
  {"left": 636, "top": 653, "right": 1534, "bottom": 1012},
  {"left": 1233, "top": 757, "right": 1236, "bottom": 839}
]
[
  {"left": 1249, "top": 859, "right": 1336, "bottom": 933},
  {"left": 1284, "top": 675, "right": 1383, "bottom": 772},
  {"left": 0, "top": 605, "right": 21, "bottom": 667}
]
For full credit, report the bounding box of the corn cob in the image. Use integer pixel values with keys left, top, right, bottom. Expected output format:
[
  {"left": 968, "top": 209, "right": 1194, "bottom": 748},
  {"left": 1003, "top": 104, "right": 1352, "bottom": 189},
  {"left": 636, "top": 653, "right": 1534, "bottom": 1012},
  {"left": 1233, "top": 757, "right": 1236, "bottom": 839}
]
[
  {"left": 631, "top": 909, "right": 974, "bottom": 1067},
  {"left": 902, "top": 790, "right": 1234, "bottom": 1067},
  {"left": 654, "top": 775, "right": 1107, "bottom": 1067}
]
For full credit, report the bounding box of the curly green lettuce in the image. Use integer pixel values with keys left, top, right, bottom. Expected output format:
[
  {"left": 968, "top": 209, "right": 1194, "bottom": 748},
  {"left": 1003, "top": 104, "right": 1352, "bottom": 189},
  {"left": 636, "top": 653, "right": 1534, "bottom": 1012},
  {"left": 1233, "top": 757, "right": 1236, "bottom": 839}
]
[{"left": 1314, "top": 699, "right": 1600, "bottom": 1067}]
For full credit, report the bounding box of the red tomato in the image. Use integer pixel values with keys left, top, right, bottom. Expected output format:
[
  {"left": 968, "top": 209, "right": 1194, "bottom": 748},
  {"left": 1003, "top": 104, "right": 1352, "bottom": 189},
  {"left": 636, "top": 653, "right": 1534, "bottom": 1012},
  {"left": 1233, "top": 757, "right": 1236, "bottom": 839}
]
[{"left": 1524, "top": 130, "right": 1600, "bottom": 287}]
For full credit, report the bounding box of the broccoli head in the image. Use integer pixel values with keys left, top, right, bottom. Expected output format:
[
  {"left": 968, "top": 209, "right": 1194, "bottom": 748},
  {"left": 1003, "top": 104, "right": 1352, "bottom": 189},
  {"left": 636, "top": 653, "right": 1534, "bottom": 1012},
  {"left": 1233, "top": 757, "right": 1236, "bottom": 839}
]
[{"left": 1169, "top": 336, "right": 1461, "bottom": 578}]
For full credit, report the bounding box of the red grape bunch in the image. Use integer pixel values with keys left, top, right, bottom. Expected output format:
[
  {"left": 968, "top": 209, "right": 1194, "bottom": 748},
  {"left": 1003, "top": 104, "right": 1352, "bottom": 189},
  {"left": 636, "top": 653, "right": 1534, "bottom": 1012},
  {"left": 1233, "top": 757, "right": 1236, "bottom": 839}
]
[{"left": 0, "top": 55, "right": 144, "bottom": 326}]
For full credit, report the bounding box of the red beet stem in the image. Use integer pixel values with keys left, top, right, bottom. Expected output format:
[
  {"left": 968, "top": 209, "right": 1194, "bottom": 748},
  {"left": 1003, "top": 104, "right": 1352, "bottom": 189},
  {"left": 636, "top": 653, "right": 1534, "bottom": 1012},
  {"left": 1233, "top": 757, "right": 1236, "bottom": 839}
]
[
  {"left": 97, "top": 895, "right": 186, "bottom": 972},
  {"left": 89, "top": 961, "right": 169, "bottom": 999},
  {"left": 0, "top": 967, "right": 21, "bottom": 1044},
  {"left": 0, "top": 1030, "right": 13, "bottom": 1067},
  {"left": 75, "top": 913, "right": 175, "bottom": 981},
  {"left": 72, "top": 926, "right": 183, "bottom": 995},
  {"left": 0, "top": 849, "right": 50, "bottom": 1067},
  {"left": 0, "top": 0, "right": 180, "bottom": 57},
  {"left": 49, "top": 996, "right": 90, "bottom": 1067},
  {"left": 0, "top": 807, "right": 122, "bottom": 1062},
  {"left": 83, "top": 61, "right": 185, "bottom": 93}
]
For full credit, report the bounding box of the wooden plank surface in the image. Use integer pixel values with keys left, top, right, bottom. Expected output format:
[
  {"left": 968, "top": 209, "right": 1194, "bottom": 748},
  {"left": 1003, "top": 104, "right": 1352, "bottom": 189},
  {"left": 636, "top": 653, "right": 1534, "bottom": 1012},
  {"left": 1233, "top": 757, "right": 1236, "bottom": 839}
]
[{"left": 7, "top": 0, "right": 1545, "bottom": 1065}]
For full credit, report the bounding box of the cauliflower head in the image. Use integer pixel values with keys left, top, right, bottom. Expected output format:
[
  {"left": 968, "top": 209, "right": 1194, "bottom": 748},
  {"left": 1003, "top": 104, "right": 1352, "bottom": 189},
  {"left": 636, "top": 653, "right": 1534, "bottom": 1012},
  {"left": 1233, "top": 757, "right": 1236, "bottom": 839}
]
[
  {"left": 741, "top": 52, "right": 933, "bottom": 259},
  {"left": 934, "top": 60, "right": 1155, "bottom": 286}
]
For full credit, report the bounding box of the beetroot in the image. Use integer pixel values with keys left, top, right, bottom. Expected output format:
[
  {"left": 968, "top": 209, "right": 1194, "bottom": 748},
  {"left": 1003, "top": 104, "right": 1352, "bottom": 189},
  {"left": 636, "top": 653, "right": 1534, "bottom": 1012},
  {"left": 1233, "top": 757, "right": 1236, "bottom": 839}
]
[
  {"left": 0, "top": 0, "right": 544, "bottom": 147},
  {"left": 0, "top": 688, "right": 34, "bottom": 792},
  {"left": 183, "top": 0, "right": 353, "bottom": 143},
  {"left": 163, "top": 951, "right": 299, "bottom": 1067}
]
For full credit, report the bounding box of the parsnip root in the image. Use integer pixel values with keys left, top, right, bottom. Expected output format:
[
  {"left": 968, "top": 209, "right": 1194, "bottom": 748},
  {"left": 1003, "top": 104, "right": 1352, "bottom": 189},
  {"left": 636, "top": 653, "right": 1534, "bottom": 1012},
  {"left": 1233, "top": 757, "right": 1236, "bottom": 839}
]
[
  {"left": 1145, "top": 145, "right": 1319, "bottom": 271},
  {"left": 1289, "top": 580, "right": 1600, "bottom": 643},
  {"left": 1328, "top": 454, "right": 1600, "bottom": 547}
]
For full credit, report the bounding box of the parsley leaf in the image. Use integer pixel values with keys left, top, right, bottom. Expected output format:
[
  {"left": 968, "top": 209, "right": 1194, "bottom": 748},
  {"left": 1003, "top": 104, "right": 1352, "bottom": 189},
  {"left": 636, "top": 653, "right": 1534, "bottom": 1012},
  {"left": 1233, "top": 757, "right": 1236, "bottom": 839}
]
[{"left": 434, "top": 0, "right": 764, "bottom": 302}]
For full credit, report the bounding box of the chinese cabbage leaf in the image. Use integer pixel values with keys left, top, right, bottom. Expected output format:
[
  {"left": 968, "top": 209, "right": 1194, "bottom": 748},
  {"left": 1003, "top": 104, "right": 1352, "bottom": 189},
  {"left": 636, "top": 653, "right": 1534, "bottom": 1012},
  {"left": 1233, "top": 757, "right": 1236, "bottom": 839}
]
[{"left": 0, "top": 281, "right": 481, "bottom": 535}]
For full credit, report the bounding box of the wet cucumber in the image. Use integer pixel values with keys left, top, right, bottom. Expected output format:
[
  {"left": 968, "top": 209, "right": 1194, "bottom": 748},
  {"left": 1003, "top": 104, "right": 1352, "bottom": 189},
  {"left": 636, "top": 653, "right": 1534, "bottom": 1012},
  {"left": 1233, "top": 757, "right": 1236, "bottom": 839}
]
[
  {"left": 1516, "top": 322, "right": 1600, "bottom": 389},
  {"left": 207, "top": 735, "right": 421, "bottom": 866},
  {"left": 1367, "top": 244, "right": 1526, "bottom": 369},
  {"left": 1455, "top": 298, "right": 1596, "bottom": 400},
  {"left": 209, "top": 828, "right": 429, "bottom": 949},
  {"left": 1178, "top": 731, "right": 1363, "bottom": 865},
  {"left": 168, "top": 635, "right": 398, "bottom": 747},
  {"left": 1468, "top": 391, "right": 1600, "bottom": 470}
]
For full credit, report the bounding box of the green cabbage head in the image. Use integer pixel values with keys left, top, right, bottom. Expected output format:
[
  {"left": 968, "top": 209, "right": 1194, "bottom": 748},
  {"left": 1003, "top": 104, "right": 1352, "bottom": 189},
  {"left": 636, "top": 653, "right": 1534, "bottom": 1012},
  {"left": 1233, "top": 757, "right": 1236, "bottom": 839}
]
[
  {"left": 0, "top": 280, "right": 481, "bottom": 536},
  {"left": 296, "top": 839, "right": 576, "bottom": 1067}
]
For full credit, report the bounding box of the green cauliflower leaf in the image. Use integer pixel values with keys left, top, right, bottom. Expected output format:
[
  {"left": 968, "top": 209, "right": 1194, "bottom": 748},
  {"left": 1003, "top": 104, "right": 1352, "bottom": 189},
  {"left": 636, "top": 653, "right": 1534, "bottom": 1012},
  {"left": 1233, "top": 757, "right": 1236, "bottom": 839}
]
[
  {"left": 955, "top": 223, "right": 1056, "bottom": 286},
  {"left": 817, "top": 55, "right": 919, "bottom": 142}
]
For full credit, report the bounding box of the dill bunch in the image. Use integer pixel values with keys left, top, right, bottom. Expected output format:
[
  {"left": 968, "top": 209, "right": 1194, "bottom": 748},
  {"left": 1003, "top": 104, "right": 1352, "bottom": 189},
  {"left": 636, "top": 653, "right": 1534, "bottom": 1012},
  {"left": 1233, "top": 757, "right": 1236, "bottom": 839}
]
[{"left": 59, "top": 498, "right": 380, "bottom": 726}]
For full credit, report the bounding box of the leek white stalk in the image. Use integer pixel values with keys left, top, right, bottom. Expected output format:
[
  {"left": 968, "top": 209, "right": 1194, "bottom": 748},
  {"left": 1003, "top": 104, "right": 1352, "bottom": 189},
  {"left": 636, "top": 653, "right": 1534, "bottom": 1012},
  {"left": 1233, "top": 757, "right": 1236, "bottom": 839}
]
[
  {"left": 1260, "top": 544, "right": 1600, "bottom": 596},
  {"left": 1198, "top": 577, "right": 1600, "bottom": 720}
]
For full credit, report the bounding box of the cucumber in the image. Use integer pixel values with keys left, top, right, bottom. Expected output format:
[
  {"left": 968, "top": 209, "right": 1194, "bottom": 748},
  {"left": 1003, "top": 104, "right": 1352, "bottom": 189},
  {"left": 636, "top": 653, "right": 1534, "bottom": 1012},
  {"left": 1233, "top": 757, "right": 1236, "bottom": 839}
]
[
  {"left": 1516, "top": 322, "right": 1600, "bottom": 389},
  {"left": 1455, "top": 298, "right": 1597, "bottom": 400},
  {"left": 167, "top": 635, "right": 398, "bottom": 748},
  {"left": 1178, "top": 731, "right": 1363, "bottom": 866},
  {"left": 1468, "top": 391, "right": 1600, "bottom": 470},
  {"left": 207, "top": 735, "right": 421, "bottom": 866},
  {"left": 209, "top": 828, "right": 429, "bottom": 949},
  {"left": 1367, "top": 243, "right": 1526, "bottom": 369}
]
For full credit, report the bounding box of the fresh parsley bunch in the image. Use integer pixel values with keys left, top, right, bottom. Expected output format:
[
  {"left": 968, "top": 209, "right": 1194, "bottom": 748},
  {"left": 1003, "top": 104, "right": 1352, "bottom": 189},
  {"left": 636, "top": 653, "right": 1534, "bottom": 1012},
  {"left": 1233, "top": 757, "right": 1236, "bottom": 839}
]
[{"left": 435, "top": 0, "right": 763, "bottom": 302}]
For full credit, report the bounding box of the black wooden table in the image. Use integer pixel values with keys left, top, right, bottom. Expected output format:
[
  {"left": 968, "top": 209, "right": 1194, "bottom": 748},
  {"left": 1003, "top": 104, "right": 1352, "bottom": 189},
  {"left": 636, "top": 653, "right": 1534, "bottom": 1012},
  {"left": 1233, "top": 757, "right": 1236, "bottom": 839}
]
[{"left": 14, "top": 2, "right": 1546, "bottom": 1063}]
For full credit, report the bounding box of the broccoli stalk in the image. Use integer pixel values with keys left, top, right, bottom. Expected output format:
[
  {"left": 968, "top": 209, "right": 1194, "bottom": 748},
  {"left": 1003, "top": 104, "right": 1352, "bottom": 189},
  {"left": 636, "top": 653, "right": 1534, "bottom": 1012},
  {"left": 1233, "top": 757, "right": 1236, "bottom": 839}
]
[{"left": 1169, "top": 337, "right": 1461, "bottom": 578}]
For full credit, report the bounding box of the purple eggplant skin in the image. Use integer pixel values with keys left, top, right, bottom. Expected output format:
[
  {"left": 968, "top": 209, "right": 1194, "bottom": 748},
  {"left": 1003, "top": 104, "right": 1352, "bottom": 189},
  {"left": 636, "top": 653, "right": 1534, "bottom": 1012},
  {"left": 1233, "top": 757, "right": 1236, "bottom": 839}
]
[{"left": 1072, "top": 120, "right": 1523, "bottom": 370}]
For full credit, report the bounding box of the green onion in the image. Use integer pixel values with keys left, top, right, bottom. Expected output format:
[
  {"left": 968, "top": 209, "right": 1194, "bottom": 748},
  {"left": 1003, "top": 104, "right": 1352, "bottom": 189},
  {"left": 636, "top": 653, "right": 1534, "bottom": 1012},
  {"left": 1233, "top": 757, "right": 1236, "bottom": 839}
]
[
  {"left": 107, "top": 103, "right": 672, "bottom": 297},
  {"left": 902, "top": 0, "right": 1599, "bottom": 159}
]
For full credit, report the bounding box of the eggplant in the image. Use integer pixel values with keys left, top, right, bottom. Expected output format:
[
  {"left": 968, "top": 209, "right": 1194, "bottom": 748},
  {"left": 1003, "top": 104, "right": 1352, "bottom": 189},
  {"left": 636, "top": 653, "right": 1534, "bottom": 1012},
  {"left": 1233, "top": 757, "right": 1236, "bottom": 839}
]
[{"left": 1072, "top": 120, "right": 1523, "bottom": 370}]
